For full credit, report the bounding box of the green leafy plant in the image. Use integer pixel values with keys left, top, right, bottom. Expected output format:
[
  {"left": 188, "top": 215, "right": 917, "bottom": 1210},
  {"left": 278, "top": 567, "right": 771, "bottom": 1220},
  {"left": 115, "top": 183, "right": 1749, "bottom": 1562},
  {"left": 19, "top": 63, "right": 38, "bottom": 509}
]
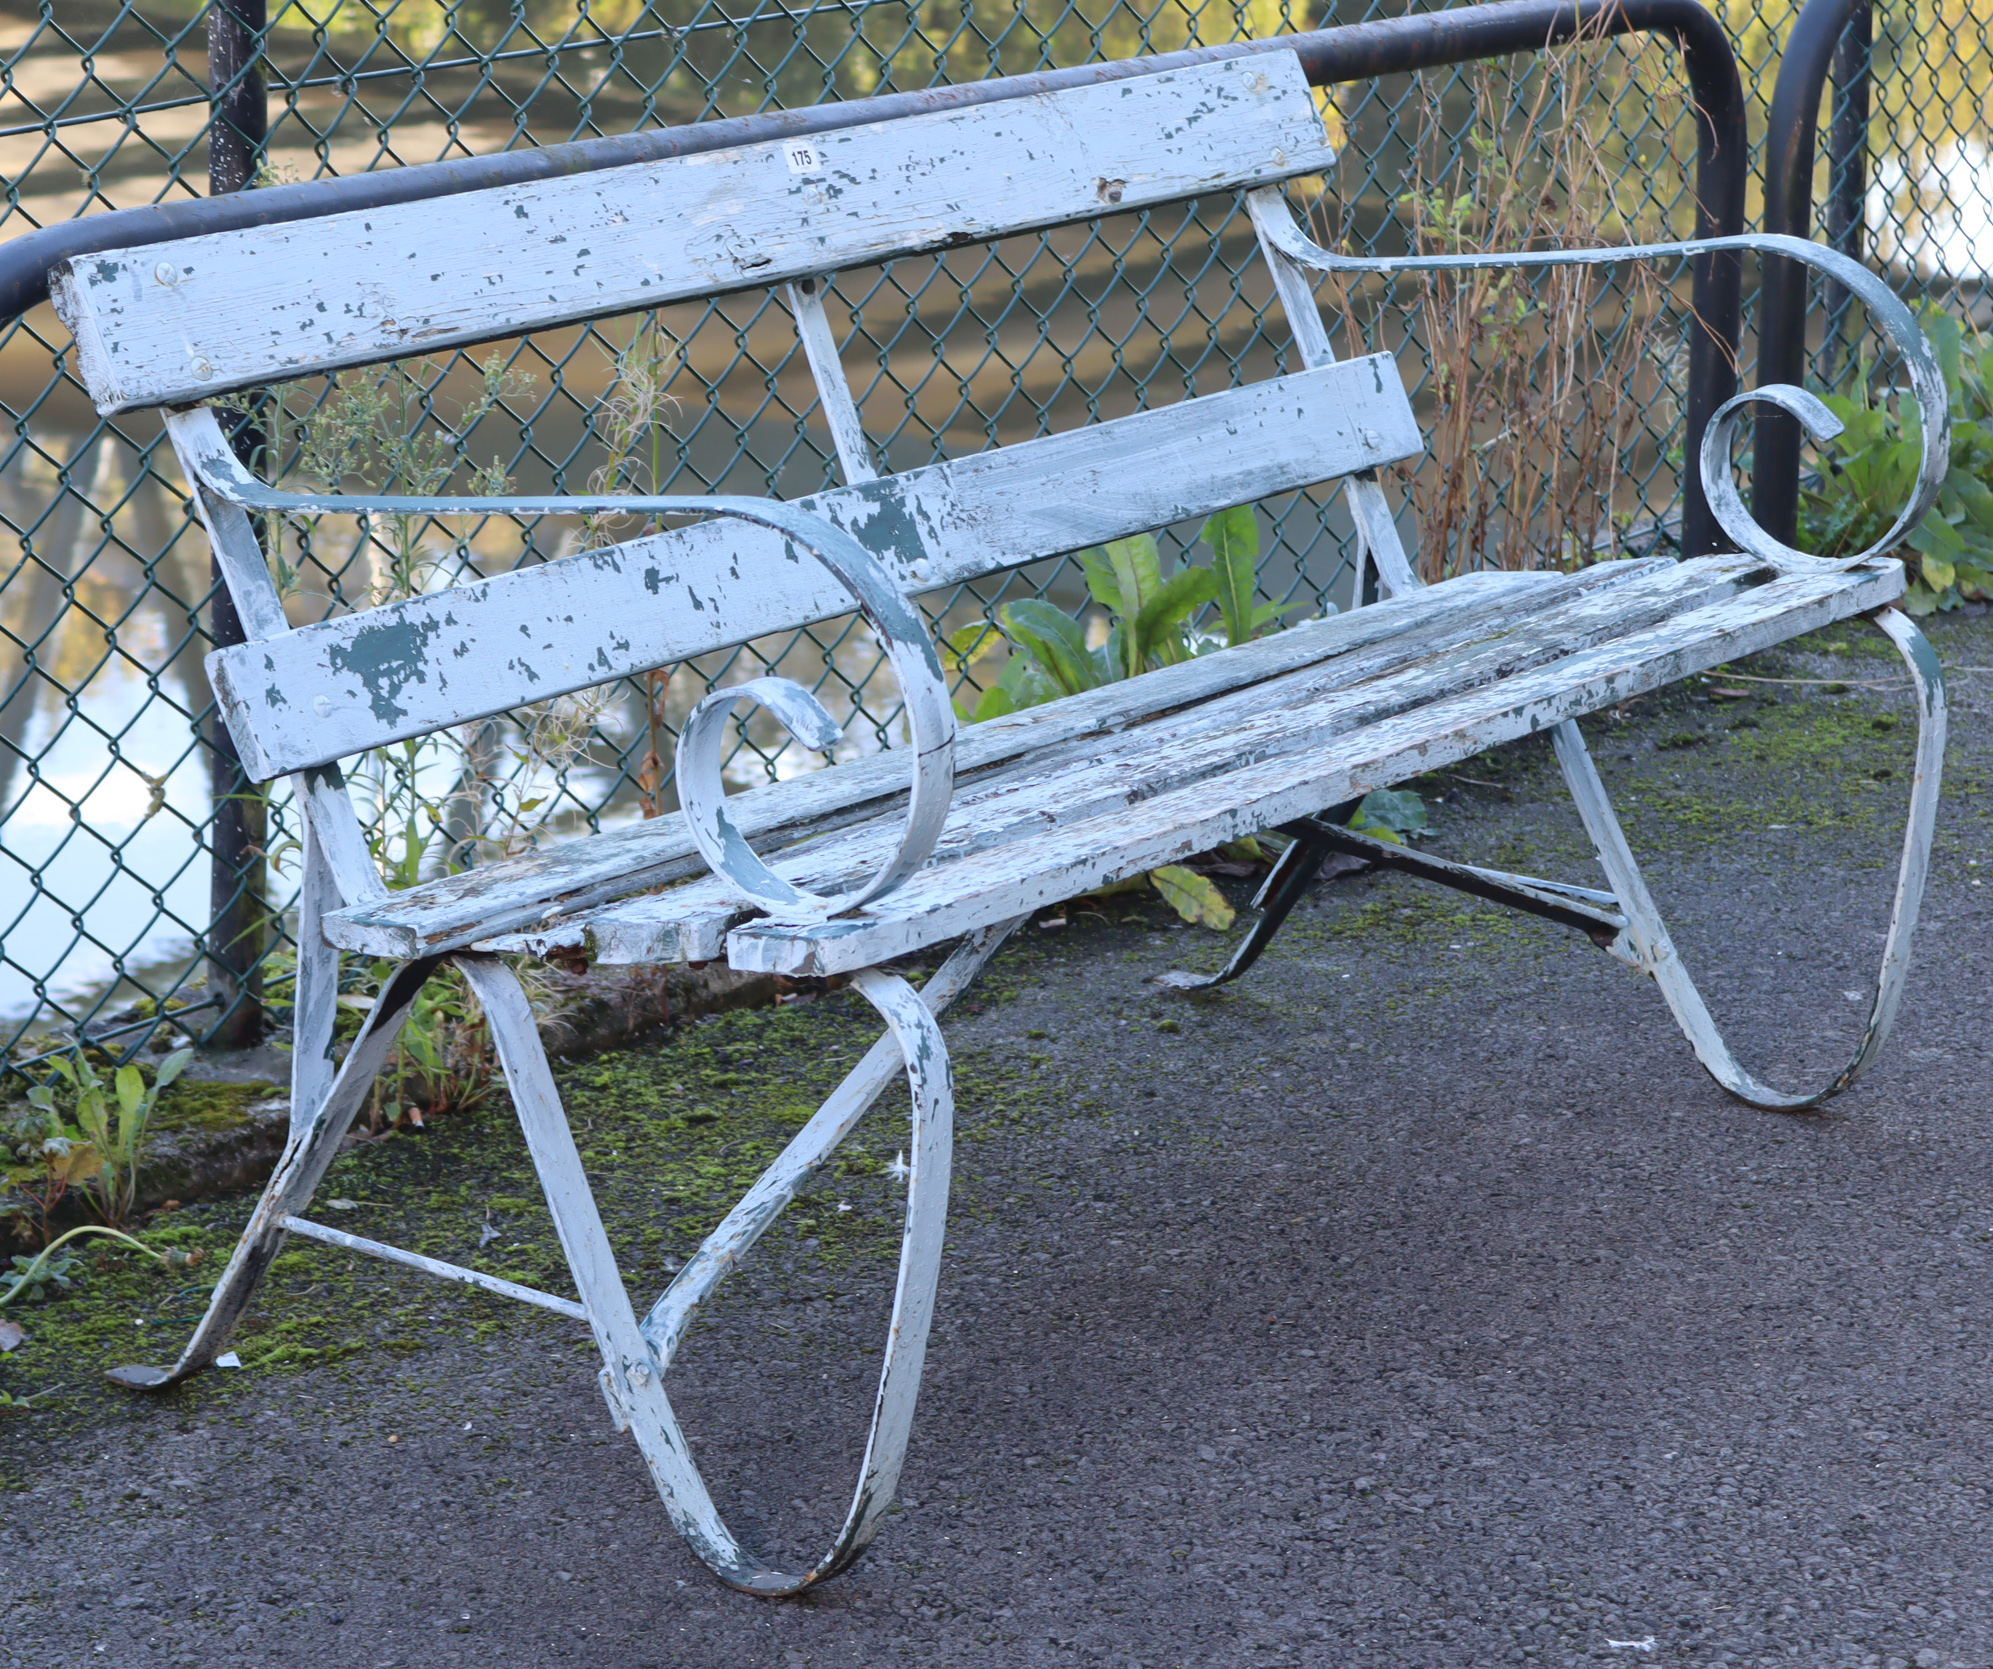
[
  {"left": 352, "top": 970, "right": 495, "bottom": 1131},
  {"left": 2, "top": 1247, "right": 78, "bottom": 1303},
  {"left": 2, "top": 1123, "right": 102, "bottom": 1249},
  {"left": 295, "top": 353, "right": 533, "bottom": 598},
  {"left": 947, "top": 507, "right": 1420, "bottom": 930},
  {"left": 21, "top": 1047, "right": 192, "bottom": 1229},
  {"left": 1146, "top": 863, "right": 1238, "bottom": 930},
  {"left": 271, "top": 931, "right": 547, "bottom": 1135},
  {"left": 953, "top": 507, "right": 1300, "bottom": 724},
  {"left": 1802, "top": 306, "right": 1993, "bottom": 614},
  {"left": 1346, "top": 788, "right": 1430, "bottom": 845},
  {"left": 264, "top": 351, "right": 552, "bottom": 893}
]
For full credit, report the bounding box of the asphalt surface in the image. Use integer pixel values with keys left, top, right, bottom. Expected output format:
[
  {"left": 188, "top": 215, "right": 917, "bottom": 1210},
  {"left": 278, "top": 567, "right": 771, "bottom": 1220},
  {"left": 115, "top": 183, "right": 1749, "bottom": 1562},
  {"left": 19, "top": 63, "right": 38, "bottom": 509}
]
[{"left": 5, "top": 613, "right": 1993, "bottom": 1669}]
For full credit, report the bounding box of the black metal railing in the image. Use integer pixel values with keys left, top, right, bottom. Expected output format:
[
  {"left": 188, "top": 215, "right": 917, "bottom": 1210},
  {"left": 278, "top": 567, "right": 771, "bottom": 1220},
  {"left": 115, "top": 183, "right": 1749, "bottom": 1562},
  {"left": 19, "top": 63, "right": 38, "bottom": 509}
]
[{"left": 1757, "top": 0, "right": 1872, "bottom": 549}]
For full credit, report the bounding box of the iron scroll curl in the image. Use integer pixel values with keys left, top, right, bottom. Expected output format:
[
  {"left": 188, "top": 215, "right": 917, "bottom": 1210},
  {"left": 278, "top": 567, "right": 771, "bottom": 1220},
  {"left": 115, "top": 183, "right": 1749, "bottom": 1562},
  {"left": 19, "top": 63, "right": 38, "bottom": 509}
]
[
  {"left": 672, "top": 560, "right": 957, "bottom": 919},
  {"left": 1247, "top": 197, "right": 1950, "bottom": 575},
  {"left": 182, "top": 437, "right": 958, "bottom": 917}
]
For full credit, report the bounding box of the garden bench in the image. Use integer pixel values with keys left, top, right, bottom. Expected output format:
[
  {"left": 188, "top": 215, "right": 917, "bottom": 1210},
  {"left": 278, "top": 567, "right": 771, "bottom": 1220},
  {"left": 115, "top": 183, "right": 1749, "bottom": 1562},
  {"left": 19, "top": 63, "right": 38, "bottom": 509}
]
[{"left": 49, "top": 52, "right": 1950, "bottom": 1594}]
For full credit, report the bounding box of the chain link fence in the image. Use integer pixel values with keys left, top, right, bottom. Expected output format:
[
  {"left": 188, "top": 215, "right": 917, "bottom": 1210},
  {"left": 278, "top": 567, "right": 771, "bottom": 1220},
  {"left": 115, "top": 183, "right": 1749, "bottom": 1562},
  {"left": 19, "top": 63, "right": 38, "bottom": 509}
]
[{"left": 0, "top": 0, "right": 1985, "bottom": 1065}]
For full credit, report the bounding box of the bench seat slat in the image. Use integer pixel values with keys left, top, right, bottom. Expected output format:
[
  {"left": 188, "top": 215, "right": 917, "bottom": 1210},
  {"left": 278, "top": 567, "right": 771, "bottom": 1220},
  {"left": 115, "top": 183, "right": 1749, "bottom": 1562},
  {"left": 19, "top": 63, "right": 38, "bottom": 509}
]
[
  {"left": 321, "top": 568, "right": 1566, "bottom": 958},
  {"left": 54, "top": 56, "right": 1335, "bottom": 414},
  {"left": 211, "top": 354, "right": 1417, "bottom": 780},
  {"left": 474, "top": 553, "right": 1775, "bottom": 964},
  {"left": 721, "top": 562, "right": 1905, "bottom": 974}
]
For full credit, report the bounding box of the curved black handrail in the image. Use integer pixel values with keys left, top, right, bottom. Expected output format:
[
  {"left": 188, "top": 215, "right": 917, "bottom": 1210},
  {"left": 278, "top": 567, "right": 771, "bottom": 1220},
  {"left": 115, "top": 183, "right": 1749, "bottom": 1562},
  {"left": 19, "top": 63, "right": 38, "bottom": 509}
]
[
  {"left": 0, "top": 0, "right": 1746, "bottom": 552},
  {"left": 1757, "top": 0, "right": 1872, "bottom": 546}
]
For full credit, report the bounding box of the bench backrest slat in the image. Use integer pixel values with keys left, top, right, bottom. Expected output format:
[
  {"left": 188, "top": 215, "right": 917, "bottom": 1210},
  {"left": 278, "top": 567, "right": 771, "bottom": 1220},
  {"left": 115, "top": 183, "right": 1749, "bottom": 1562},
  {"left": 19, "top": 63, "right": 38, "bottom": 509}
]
[
  {"left": 210, "top": 353, "right": 1418, "bottom": 779},
  {"left": 53, "top": 56, "right": 1334, "bottom": 415}
]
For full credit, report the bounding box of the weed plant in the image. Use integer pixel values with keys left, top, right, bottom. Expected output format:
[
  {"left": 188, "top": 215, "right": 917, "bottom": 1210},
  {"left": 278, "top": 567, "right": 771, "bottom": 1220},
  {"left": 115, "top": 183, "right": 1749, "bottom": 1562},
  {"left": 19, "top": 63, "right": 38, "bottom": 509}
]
[
  {"left": 3, "top": 1048, "right": 193, "bottom": 1242},
  {"left": 1307, "top": 27, "right": 1680, "bottom": 576},
  {"left": 1802, "top": 307, "right": 1993, "bottom": 614}
]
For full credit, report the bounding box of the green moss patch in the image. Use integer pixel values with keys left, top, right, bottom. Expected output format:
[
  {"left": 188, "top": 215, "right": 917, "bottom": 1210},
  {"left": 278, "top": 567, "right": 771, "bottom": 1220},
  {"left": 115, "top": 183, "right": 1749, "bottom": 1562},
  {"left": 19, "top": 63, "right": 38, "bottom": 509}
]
[
  {"left": 149, "top": 1078, "right": 279, "bottom": 1136},
  {"left": 0, "top": 983, "right": 1072, "bottom": 1458}
]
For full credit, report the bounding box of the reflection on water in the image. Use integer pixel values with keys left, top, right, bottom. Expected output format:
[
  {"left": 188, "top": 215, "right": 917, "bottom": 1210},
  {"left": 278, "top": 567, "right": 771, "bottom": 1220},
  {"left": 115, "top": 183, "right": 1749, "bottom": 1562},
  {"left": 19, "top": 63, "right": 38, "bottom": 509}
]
[
  {"left": 0, "top": 429, "right": 217, "bottom": 1025},
  {"left": 3, "top": 654, "right": 213, "bottom": 1020}
]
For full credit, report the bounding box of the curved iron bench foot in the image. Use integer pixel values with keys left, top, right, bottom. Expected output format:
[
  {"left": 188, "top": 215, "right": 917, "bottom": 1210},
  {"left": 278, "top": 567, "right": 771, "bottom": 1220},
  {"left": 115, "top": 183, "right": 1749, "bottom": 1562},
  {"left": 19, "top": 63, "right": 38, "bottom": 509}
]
[
  {"left": 1553, "top": 604, "right": 1944, "bottom": 1111},
  {"left": 582, "top": 960, "right": 967, "bottom": 1594},
  {"left": 104, "top": 954, "right": 445, "bottom": 1392}
]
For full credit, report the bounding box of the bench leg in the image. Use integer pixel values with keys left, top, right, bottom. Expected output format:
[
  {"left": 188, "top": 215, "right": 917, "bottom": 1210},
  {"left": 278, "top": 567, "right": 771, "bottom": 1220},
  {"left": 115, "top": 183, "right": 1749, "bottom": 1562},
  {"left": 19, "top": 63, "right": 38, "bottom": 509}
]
[
  {"left": 1153, "top": 803, "right": 1363, "bottom": 992},
  {"left": 475, "top": 920, "right": 1017, "bottom": 1595},
  {"left": 1551, "top": 605, "right": 1945, "bottom": 1111},
  {"left": 111, "top": 910, "right": 1014, "bottom": 1594},
  {"left": 105, "top": 953, "right": 444, "bottom": 1389},
  {"left": 288, "top": 816, "right": 343, "bottom": 1143}
]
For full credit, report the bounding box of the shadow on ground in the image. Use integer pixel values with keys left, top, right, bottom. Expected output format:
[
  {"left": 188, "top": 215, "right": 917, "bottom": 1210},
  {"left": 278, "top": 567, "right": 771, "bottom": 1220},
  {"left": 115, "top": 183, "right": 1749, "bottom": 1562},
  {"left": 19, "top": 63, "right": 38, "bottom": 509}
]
[{"left": 4, "top": 612, "right": 1992, "bottom": 1669}]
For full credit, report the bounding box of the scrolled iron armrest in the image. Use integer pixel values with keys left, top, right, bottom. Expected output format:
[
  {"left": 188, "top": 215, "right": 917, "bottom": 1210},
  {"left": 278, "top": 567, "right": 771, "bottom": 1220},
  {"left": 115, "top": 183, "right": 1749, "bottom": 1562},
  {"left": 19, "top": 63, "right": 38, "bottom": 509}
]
[
  {"left": 184, "top": 434, "right": 956, "bottom": 919},
  {"left": 1247, "top": 192, "right": 1950, "bottom": 573}
]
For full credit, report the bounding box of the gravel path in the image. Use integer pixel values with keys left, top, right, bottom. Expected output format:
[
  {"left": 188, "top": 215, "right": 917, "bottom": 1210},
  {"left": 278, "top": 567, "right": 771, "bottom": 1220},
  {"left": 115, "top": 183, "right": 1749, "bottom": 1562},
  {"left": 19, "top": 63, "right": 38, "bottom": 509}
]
[{"left": 5, "top": 614, "right": 1992, "bottom": 1669}]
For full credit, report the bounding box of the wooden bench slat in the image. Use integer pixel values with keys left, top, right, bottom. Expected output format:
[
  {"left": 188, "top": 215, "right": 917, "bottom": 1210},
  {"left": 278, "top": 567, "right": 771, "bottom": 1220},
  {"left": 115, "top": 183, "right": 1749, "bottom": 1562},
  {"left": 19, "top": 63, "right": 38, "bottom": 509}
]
[
  {"left": 475, "top": 553, "right": 1773, "bottom": 964},
  {"left": 321, "top": 568, "right": 1562, "bottom": 957},
  {"left": 210, "top": 355, "right": 1418, "bottom": 779},
  {"left": 721, "top": 563, "right": 1905, "bottom": 974},
  {"left": 53, "top": 56, "right": 1335, "bottom": 414}
]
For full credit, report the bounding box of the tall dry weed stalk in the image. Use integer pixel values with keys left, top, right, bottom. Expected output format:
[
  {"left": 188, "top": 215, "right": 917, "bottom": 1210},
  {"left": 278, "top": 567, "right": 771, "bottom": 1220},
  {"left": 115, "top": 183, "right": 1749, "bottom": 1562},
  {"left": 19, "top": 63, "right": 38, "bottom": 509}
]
[
  {"left": 1334, "top": 30, "right": 1684, "bottom": 578},
  {"left": 574, "top": 315, "right": 684, "bottom": 818}
]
